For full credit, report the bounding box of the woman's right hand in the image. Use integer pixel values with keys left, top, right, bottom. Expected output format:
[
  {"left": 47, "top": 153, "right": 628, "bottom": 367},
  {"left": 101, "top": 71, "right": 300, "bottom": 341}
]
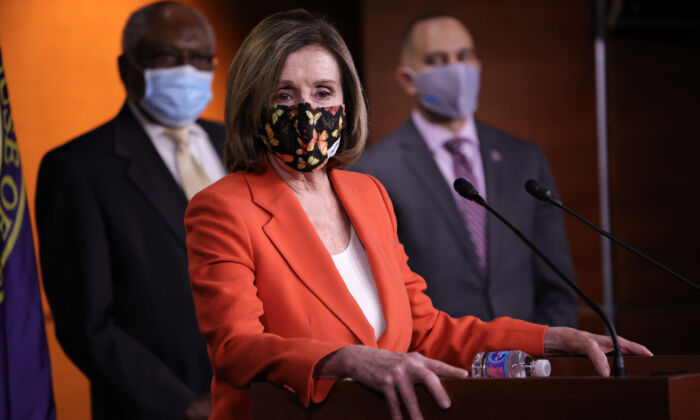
[{"left": 315, "top": 345, "right": 469, "bottom": 420}]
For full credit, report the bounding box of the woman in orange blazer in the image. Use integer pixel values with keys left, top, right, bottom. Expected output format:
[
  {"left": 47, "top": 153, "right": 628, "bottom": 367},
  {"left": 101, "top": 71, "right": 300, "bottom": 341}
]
[{"left": 185, "top": 10, "right": 651, "bottom": 420}]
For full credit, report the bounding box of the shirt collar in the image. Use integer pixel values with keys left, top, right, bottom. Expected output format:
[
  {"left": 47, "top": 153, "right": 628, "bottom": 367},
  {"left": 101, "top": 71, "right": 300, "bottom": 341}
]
[{"left": 411, "top": 109, "right": 480, "bottom": 155}]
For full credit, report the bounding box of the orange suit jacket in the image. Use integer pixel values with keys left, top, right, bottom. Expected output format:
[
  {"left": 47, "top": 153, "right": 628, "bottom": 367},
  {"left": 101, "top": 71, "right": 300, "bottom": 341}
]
[{"left": 185, "top": 161, "right": 547, "bottom": 419}]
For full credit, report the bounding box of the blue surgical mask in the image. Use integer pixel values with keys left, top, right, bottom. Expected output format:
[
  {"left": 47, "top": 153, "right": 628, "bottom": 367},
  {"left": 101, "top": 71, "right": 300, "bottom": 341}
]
[
  {"left": 140, "top": 64, "right": 213, "bottom": 127},
  {"left": 410, "top": 63, "right": 481, "bottom": 119}
]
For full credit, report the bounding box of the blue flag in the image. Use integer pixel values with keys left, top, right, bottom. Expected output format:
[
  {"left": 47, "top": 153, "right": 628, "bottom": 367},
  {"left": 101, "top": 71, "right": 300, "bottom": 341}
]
[{"left": 0, "top": 47, "right": 56, "bottom": 420}]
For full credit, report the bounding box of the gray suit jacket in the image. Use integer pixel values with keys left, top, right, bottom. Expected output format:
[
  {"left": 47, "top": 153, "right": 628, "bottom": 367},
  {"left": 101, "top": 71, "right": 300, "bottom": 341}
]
[{"left": 352, "top": 119, "right": 578, "bottom": 327}]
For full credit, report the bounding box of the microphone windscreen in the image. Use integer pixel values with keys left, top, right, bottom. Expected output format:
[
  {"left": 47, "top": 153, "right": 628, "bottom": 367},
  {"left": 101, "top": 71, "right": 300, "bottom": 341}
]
[
  {"left": 454, "top": 178, "right": 477, "bottom": 198},
  {"left": 454, "top": 178, "right": 485, "bottom": 205},
  {"left": 525, "top": 179, "right": 551, "bottom": 201}
]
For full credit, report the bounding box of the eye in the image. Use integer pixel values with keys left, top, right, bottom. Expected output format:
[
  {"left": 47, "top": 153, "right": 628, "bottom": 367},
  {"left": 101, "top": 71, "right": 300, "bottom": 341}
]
[
  {"left": 190, "top": 52, "right": 216, "bottom": 70},
  {"left": 457, "top": 49, "right": 475, "bottom": 62},
  {"left": 425, "top": 52, "right": 448, "bottom": 66},
  {"left": 142, "top": 49, "right": 180, "bottom": 68},
  {"left": 273, "top": 89, "right": 295, "bottom": 104}
]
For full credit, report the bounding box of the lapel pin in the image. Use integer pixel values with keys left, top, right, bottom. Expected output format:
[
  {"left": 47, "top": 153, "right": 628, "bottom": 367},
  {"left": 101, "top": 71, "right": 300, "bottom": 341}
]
[{"left": 489, "top": 149, "right": 503, "bottom": 163}]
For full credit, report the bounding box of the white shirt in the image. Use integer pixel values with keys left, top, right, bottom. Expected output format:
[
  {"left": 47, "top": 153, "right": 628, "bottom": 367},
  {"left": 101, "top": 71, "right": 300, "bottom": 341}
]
[
  {"left": 331, "top": 226, "right": 386, "bottom": 340},
  {"left": 127, "top": 101, "right": 227, "bottom": 187}
]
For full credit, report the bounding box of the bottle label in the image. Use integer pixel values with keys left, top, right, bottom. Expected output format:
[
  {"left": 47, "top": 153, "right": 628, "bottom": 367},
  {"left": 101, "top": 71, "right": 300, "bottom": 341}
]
[{"left": 485, "top": 351, "right": 510, "bottom": 378}]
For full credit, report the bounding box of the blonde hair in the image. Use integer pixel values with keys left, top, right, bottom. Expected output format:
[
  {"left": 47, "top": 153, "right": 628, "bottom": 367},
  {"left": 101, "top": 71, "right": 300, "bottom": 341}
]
[{"left": 224, "top": 9, "right": 368, "bottom": 172}]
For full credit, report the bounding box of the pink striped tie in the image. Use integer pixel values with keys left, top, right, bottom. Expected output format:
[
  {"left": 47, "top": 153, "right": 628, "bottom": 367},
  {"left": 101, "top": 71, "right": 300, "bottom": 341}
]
[{"left": 444, "top": 138, "right": 488, "bottom": 273}]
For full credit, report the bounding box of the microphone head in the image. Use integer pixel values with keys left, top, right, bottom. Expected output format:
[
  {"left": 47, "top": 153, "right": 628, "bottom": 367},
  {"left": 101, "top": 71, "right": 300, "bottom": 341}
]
[
  {"left": 525, "top": 179, "right": 552, "bottom": 201},
  {"left": 453, "top": 178, "right": 485, "bottom": 205}
]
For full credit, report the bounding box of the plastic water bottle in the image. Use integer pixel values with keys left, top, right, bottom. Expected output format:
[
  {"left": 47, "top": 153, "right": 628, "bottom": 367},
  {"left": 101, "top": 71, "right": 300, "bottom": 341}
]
[{"left": 471, "top": 350, "right": 551, "bottom": 378}]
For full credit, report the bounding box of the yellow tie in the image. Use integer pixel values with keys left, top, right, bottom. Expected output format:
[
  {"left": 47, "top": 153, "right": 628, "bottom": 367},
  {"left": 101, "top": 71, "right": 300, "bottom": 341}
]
[{"left": 164, "top": 127, "right": 211, "bottom": 200}]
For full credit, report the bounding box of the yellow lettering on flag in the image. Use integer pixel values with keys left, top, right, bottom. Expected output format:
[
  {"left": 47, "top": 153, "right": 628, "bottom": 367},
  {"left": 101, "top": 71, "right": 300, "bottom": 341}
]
[{"left": 0, "top": 62, "right": 26, "bottom": 270}]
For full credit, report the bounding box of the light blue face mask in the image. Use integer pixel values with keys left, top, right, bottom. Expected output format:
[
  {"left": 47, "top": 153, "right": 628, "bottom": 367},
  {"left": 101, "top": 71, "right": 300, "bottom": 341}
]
[
  {"left": 410, "top": 63, "right": 481, "bottom": 119},
  {"left": 140, "top": 64, "right": 213, "bottom": 127}
]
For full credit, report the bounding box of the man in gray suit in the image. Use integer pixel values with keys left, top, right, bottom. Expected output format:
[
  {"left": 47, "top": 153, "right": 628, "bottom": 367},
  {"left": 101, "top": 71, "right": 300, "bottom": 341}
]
[{"left": 353, "top": 14, "right": 578, "bottom": 327}]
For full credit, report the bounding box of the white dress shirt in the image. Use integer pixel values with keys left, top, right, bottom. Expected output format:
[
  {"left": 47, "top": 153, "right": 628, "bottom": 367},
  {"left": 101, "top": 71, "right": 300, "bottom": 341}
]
[{"left": 127, "top": 101, "right": 227, "bottom": 187}]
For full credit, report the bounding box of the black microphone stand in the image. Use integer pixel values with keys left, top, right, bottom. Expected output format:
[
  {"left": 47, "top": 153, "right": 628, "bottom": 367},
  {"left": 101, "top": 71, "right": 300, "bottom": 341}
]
[
  {"left": 525, "top": 179, "right": 699, "bottom": 293},
  {"left": 454, "top": 179, "right": 626, "bottom": 377}
]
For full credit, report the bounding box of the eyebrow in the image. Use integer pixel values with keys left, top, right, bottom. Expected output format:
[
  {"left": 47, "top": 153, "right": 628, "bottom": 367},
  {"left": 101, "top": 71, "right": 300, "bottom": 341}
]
[
  {"left": 314, "top": 79, "right": 338, "bottom": 86},
  {"left": 275, "top": 79, "right": 339, "bottom": 87},
  {"left": 425, "top": 46, "right": 474, "bottom": 56},
  {"left": 276, "top": 79, "right": 295, "bottom": 85}
]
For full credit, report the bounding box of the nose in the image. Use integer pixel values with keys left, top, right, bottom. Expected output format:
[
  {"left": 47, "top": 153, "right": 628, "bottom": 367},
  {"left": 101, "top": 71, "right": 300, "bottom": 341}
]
[
  {"left": 298, "top": 89, "right": 318, "bottom": 105},
  {"left": 447, "top": 54, "right": 461, "bottom": 65}
]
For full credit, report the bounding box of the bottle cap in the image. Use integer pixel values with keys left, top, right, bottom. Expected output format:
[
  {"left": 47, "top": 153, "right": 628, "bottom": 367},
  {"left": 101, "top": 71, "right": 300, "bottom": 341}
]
[{"left": 533, "top": 359, "right": 551, "bottom": 377}]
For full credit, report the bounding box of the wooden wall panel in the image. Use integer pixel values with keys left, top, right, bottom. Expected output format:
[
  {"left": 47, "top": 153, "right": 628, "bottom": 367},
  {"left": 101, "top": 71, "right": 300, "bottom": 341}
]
[{"left": 608, "top": 31, "right": 700, "bottom": 353}]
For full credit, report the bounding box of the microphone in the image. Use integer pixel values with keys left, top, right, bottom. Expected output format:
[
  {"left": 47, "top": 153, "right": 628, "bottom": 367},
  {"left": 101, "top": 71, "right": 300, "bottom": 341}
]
[
  {"left": 524, "top": 179, "right": 560, "bottom": 205},
  {"left": 454, "top": 178, "right": 485, "bottom": 206},
  {"left": 525, "top": 179, "right": 699, "bottom": 293},
  {"left": 453, "top": 178, "right": 626, "bottom": 377}
]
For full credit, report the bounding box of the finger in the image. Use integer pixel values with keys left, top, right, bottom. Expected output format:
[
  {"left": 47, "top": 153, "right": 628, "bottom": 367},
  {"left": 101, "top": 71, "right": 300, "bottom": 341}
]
[
  {"left": 397, "top": 379, "right": 424, "bottom": 420},
  {"left": 584, "top": 339, "right": 611, "bottom": 377},
  {"left": 618, "top": 336, "right": 653, "bottom": 356},
  {"left": 419, "top": 370, "right": 451, "bottom": 410},
  {"left": 382, "top": 386, "right": 404, "bottom": 420},
  {"left": 594, "top": 333, "right": 653, "bottom": 357},
  {"left": 423, "top": 357, "right": 470, "bottom": 379}
]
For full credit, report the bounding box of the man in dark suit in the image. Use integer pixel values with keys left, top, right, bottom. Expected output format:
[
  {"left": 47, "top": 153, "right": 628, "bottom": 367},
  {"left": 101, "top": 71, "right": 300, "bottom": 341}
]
[
  {"left": 36, "top": 3, "right": 226, "bottom": 419},
  {"left": 353, "top": 14, "right": 578, "bottom": 327}
]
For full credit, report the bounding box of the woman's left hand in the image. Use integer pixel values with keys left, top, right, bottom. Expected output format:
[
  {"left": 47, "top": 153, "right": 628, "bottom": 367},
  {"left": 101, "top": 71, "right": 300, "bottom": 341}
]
[{"left": 544, "top": 327, "right": 653, "bottom": 376}]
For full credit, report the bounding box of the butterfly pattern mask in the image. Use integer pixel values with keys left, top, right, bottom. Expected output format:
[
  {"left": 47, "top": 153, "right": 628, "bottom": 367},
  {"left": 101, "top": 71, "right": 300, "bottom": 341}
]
[{"left": 258, "top": 102, "right": 346, "bottom": 172}]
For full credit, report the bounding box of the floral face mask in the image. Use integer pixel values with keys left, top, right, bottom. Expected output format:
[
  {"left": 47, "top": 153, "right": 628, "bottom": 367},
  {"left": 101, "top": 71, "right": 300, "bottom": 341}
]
[{"left": 258, "top": 102, "right": 345, "bottom": 172}]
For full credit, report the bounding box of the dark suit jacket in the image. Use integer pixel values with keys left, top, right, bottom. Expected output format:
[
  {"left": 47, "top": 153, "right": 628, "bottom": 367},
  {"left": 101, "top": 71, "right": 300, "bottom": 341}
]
[
  {"left": 352, "top": 119, "right": 578, "bottom": 327},
  {"left": 36, "top": 104, "right": 224, "bottom": 419}
]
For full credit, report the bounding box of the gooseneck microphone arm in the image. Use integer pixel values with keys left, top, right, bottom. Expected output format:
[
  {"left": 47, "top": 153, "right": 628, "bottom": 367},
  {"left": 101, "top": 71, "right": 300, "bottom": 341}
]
[
  {"left": 525, "top": 179, "right": 699, "bottom": 293},
  {"left": 453, "top": 178, "right": 626, "bottom": 377}
]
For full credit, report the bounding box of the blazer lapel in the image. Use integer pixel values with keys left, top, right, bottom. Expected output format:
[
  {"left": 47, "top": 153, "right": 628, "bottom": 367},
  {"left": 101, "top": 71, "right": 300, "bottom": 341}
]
[
  {"left": 330, "top": 170, "right": 412, "bottom": 350},
  {"left": 477, "top": 121, "right": 504, "bottom": 282},
  {"left": 112, "top": 105, "right": 189, "bottom": 246},
  {"left": 247, "top": 164, "right": 376, "bottom": 346},
  {"left": 400, "top": 121, "right": 484, "bottom": 277}
]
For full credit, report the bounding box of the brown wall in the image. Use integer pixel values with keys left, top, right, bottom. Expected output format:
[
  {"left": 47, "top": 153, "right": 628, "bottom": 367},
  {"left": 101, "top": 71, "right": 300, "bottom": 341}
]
[
  {"left": 362, "top": 0, "right": 604, "bottom": 330},
  {"left": 608, "top": 29, "right": 700, "bottom": 353}
]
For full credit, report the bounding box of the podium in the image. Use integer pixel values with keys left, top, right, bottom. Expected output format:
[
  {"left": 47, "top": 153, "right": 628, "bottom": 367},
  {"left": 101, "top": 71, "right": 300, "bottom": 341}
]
[{"left": 251, "top": 355, "right": 700, "bottom": 419}]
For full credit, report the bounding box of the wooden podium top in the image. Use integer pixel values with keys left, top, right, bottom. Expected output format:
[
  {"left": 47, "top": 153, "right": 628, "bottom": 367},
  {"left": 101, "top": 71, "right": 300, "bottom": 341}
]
[
  {"left": 549, "top": 354, "right": 700, "bottom": 376},
  {"left": 251, "top": 355, "right": 700, "bottom": 420}
]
